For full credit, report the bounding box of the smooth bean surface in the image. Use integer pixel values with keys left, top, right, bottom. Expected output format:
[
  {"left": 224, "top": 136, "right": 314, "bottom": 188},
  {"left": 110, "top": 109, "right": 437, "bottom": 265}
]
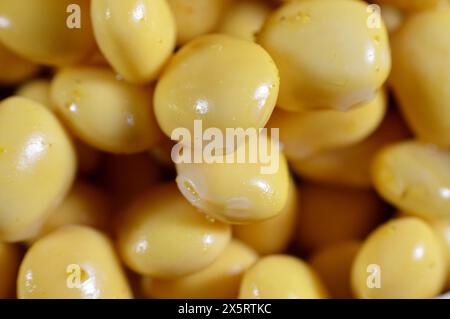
[
  {"left": 175, "top": 135, "right": 290, "bottom": 224},
  {"left": 233, "top": 177, "right": 299, "bottom": 255},
  {"left": 268, "top": 90, "right": 386, "bottom": 160},
  {"left": 91, "top": 0, "right": 176, "bottom": 83},
  {"left": 117, "top": 183, "right": 231, "bottom": 278},
  {"left": 239, "top": 255, "right": 328, "bottom": 299},
  {"left": 291, "top": 109, "right": 411, "bottom": 188},
  {"left": 372, "top": 141, "right": 450, "bottom": 219},
  {"left": 18, "top": 225, "right": 132, "bottom": 299},
  {"left": 390, "top": 8, "right": 450, "bottom": 147},
  {"left": 0, "top": 0, "right": 95, "bottom": 66},
  {"left": 142, "top": 240, "right": 258, "bottom": 299},
  {"left": 52, "top": 67, "right": 162, "bottom": 154},
  {"left": 352, "top": 217, "right": 447, "bottom": 298},
  {"left": 0, "top": 97, "right": 76, "bottom": 242},
  {"left": 258, "top": 0, "right": 391, "bottom": 111},
  {"left": 154, "top": 34, "right": 279, "bottom": 142}
]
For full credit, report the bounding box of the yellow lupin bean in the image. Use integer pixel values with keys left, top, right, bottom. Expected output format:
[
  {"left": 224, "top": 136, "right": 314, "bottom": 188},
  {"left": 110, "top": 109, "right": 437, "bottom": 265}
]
[
  {"left": 291, "top": 109, "right": 411, "bottom": 188},
  {"left": 268, "top": 89, "right": 387, "bottom": 160},
  {"left": 351, "top": 217, "right": 447, "bottom": 299},
  {"left": 17, "top": 80, "right": 103, "bottom": 174},
  {"left": 51, "top": 67, "right": 162, "bottom": 154},
  {"left": 0, "top": 97, "right": 76, "bottom": 242},
  {"left": 372, "top": 141, "right": 450, "bottom": 220},
  {"left": 239, "top": 255, "right": 328, "bottom": 299},
  {"left": 1, "top": 0, "right": 448, "bottom": 302},
  {"left": 167, "top": 0, "right": 231, "bottom": 45},
  {"left": 430, "top": 218, "right": 450, "bottom": 262},
  {"left": 0, "top": 242, "right": 22, "bottom": 298},
  {"left": 16, "top": 79, "right": 52, "bottom": 109},
  {"left": 154, "top": 34, "right": 279, "bottom": 142},
  {"left": 16, "top": 77, "right": 105, "bottom": 175},
  {"left": 91, "top": 0, "right": 176, "bottom": 84},
  {"left": 375, "top": 0, "right": 449, "bottom": 12},
  {"left": 429, "top": 218, "right": 450, "bottom": 290},
  {"left": 296, "top": 183, "right": 386, "bottom": 253},
  {"left": 18, "top": 225, "right": 132, "bottom": 299},
  {"left": 309, "top": 241, "right": 361, "bottom": 299},
  {"left": 117, "top": 183, "right": 231, "bottom": 278},
  {"left": 175, "top": 135, "right": 290, "bottom": 224},
  {"left": 389, "top": 8, "right": 450, "bottom": 147},
  {"left": 219, "top": 0, "right": 272, "bottom": 42},
  {"left": 15, "top": 81, "right": 100, "bottom": 173},
  {"left": 258, "top": 0, "right": 391, "bottom": 111},
  {"left": 0, "top": 43, "right": 39, "bottom": 85},
  {"left": 142, "top": 240, "right": 258, "bottom": 299},
  {"left": 28, "top": 181, "right": 112, "bottom": 243},
  {"left": 233, "top": 177, "right": 299, "bottom": 255},
  {"left": 0, "top": 0, "right": 95, "bottom": 66}
]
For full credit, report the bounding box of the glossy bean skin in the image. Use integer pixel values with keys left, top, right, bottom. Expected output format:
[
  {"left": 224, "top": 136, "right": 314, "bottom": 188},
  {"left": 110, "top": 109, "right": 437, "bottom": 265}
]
[
  {"left": 91, "top": 0, "right": 176, "bottom": 84},
  {"left": 233, "top": 177, "right": 299, "bottom": 255},
  {"left": 239, "top": 255, "right": 328, "bottom": 299},
  {"left": 16, "top": 79, "right": 103, "bottom": 174},
  {"left": 268, "top": 90, "right": 387, "bottom": 160},
  {"left": 142, "top": 240, "right": 258, "bottom": 299},
  {"left": 167, "top": 0, "right": 231, "bottom": 45},
  {"left": 175, "top": 135, "right": 290, "bottom": 224},
  {"left": 219, "top": 0, "right": 272, "bottom": 42},
  {"left": 296, "top": 183, "right": 386, "bottom": 253},
  {"left": 258, "top": 0, "right": 391, "bottom": 111},
  {"left": 309, "top": 241, "right": 361, "bottom": 299},
  {"left": 154, "top": 34, "right": 279, "bottom": 142},
  {"left": 16, "top": 79, "right": 102, "bottom": 174},
  {"left": 430, "top": 219, "right": 450, "bottom": 262},
  {"left": 1, "top": 0, "right": 448, "bottom": 302},
  {"left": 389, "top": 8, "right": 450, "bottom": 147},
  {"left": 27, "top": 181, "right": 112, "bottom": 243},
  {"left": 117, "top": 183, "right": 231, "bottom": 278},
  {"left": 291, "top": 109, "right": 411, "bottom": 188},
  {"left": 0, "top": 242, "right": 22, "bottom": 298},
  {"left": 0, "top": 97, "right": 76, "bottom": 242},
  {"left": 372, "top": 141, "right": 450, "bottom": 219},
  {"left": 352, "top": 217, "right": 447, "bottom": 299},
  {"left": 15, "top": 79, "right": 104, "bottom": 180},
  {"left": 429, "top": 218, "right": 450, "bottom": 290},
  {"left": 0, "top": 43, "right": 39, "bottom": 85},
  {"left": 17, "top": 225, "right": 132, "bottom": 299},
  {"left": 0, "top": 0, "right": 95, "bottom": 66},
  {"left": 51, "top": 67, "right": 162, "bottom": 154}
]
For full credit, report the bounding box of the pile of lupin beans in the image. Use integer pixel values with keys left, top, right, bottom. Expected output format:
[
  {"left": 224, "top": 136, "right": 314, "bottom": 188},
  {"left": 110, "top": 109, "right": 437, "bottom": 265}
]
[{"left": 0, "top": 0, "right": 449, "bottom": 299}]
